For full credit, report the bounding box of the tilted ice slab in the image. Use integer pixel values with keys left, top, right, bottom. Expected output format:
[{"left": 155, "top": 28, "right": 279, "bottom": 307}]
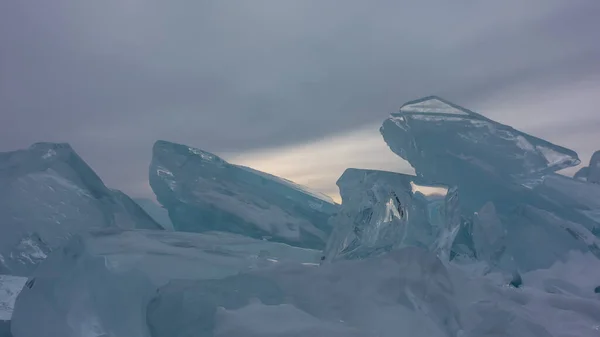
[
  {"left": 10, "top": 229, "right": 319, "bottom": 337},
  {"left": 323, "top": 168, "right": 460, "bottom": 262},
  {"left": 380, "top": 96, "right": 580, "bottom": 196},
  {"left": 0, "top": 143, "right": 163, "bottom": 276},
  {"left": 147, "top": 247, "right": 600, "bottom": 337},
  {"left": 150, "top": 140, "right": 338, "bottom": 249}
]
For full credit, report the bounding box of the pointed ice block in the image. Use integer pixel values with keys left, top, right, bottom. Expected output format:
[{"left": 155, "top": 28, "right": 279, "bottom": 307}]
[
  {"left": 323, "top": 169, "right": 460, "bottom": 261},
  {"left": 150, "top": 140, "right": 338, "bottom": 249},
  {"left": 380, "top": 96, "right": 580, "bottom": 187},
  {"left": 0, "top": 143, "right": 163, "bottom": 276},
  {"left": 10, "top": 229, "right": 319, "bottom": 337}
]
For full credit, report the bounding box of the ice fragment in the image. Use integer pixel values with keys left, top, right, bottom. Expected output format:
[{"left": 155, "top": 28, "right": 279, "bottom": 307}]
[
  {"left": 0, "top": 143, "right": 163, "bottom": 276},
  {"left": 150, "top": 140, "right": 337, "bottom": 249}
]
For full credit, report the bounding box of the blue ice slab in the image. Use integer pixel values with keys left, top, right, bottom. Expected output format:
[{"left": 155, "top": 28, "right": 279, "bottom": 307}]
[
  {"left": 380, "top": 96, "right": 580, "bottom": 189},
  {"left": 149, "top": 140, "right": 338, "bottom": 249},
  {"left": 323, "top": 168, "right": 460, "bottom": 261},
  {"left": 0, "top": 143, "right": 163, "bottom": 276}
]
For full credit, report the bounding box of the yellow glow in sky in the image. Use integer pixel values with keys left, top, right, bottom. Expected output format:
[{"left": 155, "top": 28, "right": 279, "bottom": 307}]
[{"left": 224, "top": 124, "right": 413, "bottom": 203}]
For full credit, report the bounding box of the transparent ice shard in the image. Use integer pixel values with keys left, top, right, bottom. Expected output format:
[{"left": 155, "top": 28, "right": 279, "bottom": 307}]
[
  {"left": 10, "top": 229, "right": 319, "bottom": 337},
  {"left": 150, "top": 140, "right": 338, "bottom": 249},
  {"left": 380, "top": 96, "right": 580, "bottom": 191},
  {"left": 0, "top": 143, "right": 163, "bottom": 276},
  {"left": 322, "top": 169, "right": 459, "bottom": 261}
]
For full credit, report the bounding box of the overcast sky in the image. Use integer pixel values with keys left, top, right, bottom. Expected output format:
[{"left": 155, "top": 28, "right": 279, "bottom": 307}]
[{"left": 1, "top": 1, "right": 599, "bottom": 201}]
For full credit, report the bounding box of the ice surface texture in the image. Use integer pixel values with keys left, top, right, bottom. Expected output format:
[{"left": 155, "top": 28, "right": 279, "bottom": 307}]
[
  {"left": 147, "top": 247, "right": 600, "bottom": 337},
  {"left": 147, "top": 247, "right": 461, "bottom": 337},
  {"left": 0, "top": 143, "right": 163, "bottom": 276},
  {"left": 150, "top": 140, "right": 337, "bottom": 249},
  {"left": 323, "top": 168, "right": 459, "bottom": 261},
  {"left": 10, "top": 229, "right": 319, "bottom": 337}
]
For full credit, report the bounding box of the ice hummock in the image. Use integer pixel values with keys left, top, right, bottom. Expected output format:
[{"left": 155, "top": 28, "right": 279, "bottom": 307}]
[
  {"left": 323, "top": 168, "right": 459, "bottom": 261},
  {"left": 150, "top": 140, "right": 338, "bottom": 249},
  {"left": 147, "top": 247, "right": 600, "bottom": 337},
  {"left": 10, "top": 229, "right": 319, "bottom": 337},
  {"left": 0, "top": 143, "right": 163, "bottom": 276}
]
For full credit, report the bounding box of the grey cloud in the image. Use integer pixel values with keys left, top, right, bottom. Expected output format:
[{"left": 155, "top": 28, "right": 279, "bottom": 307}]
[{"left": 1, "top": 0, "right": 599, "bottom": 195}]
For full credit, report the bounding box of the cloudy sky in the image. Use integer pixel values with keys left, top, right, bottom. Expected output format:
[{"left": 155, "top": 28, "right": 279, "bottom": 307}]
[{"left": 1, "top": 1, "right": 599, "bottom": 202}]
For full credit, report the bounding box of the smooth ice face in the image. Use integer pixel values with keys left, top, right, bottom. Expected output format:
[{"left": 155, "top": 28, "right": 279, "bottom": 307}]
[
  {"left": 134, "top": 198, "right": 174, "bottom": 230},
  {"left": 0, "top": 143, "right": 163, "bottom": 276},
  {"left": 150, "top": 140, "right": 338, "bottom": 249},
  {"left": 380, "top": 96, "right": 580, "bottom": 187},
  {"left": 10, "top": 229, "right": 319, "bottom": 337},
  {"left": 323, "top": 169, "right": 459, "bottom": 261},
  {"left": 147, "top": 247, "right": 600, "bottom": 337}
]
